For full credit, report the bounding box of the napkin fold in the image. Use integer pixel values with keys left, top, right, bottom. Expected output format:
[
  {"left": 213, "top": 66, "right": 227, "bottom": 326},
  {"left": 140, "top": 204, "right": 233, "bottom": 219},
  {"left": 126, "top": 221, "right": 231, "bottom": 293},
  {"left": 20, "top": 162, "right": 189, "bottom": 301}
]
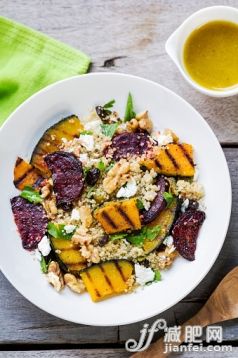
[{"left": 0, "top": 17, "right": 91, "bottom": 125}]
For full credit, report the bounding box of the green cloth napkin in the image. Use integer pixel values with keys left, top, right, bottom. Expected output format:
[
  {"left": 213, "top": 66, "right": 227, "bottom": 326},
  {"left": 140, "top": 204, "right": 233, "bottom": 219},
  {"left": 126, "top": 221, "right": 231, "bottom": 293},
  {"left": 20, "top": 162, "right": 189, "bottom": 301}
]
[{"left": 0, "top": 17, "right": 90, "bottom": 125}]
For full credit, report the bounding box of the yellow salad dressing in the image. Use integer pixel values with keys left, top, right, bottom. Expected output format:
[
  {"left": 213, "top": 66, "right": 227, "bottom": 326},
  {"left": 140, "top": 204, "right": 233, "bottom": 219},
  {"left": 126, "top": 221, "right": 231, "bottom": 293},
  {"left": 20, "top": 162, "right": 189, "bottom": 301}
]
[{"left": 183, "top": 21, "right": 238, "bottom": 90}]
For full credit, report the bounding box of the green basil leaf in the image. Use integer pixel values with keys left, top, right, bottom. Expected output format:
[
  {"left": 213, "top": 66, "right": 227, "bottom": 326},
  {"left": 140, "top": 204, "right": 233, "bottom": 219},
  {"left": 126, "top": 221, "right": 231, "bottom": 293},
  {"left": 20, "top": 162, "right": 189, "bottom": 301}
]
[
  {"left": 80, "top": 130, "right": 93, "bottom": 135},
  {"left": 101, "top": 123, "right": 119, "bottom": 138},
  {"left": 105, "top": 161, "right": 115, "bottom": 172},
  {"left": 103, "top": 99, "right": 115, "bottom": 109},
  {"left": 97, "top": 160, "right": 106, "bottom": 171},
  {"left": 20, "top": 186, "right": 42, "bottom": 204},
  {"left": 110, "top": 232, "right": 128, "bottom": 241},
  {"left": 124, "top": 92, "right": 136, "bottom": 122},
  {"left": 136, "top": 199, "right": 144, "bottom": 210},
  {"left": 40, "top": 256, "right": 49, "bottom": 273},
  {"left": 146, "top": 225, "right": 161, "bottom": 241},
  {"left": 163, "top": 192, "right": 174, "bottom": 207},
  {"left": 154, "top": 270, "right": 161, "bottom": 282},
  {"left": 47, "top": 222, "right": 74, "bottom": 240}
]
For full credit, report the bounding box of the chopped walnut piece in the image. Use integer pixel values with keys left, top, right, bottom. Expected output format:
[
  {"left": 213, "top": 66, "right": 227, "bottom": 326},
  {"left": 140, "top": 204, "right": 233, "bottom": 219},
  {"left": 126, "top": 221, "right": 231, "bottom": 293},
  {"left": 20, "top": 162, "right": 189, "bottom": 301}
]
[
  {"left": 136, "top": 111, "right": 152, "bottom": 132},
  {"left": 103, "top": 159, "right": 130, "bottom": 194},
  {"left": 47, "top": 261, "right": 64, "bottom": 292},
  {"left": 79, "top": 205, "right": 93, "bottom": 228},
  {"left": 64, "top": 273, "right": 85, "bottom": 294},
  {"left": 72, "top": 226, "right": 92, "bottom": 246}
]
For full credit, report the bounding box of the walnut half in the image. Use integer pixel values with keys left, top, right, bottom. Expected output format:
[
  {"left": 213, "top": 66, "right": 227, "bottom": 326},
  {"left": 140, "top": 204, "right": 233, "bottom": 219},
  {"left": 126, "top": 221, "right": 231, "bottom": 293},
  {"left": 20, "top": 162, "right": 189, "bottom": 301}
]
[
  {"left": 47, "top": 261, "right": 64, "bottom": 292},
  {"left": 64, "top": 273, "right": 85, "bottom": 294}
]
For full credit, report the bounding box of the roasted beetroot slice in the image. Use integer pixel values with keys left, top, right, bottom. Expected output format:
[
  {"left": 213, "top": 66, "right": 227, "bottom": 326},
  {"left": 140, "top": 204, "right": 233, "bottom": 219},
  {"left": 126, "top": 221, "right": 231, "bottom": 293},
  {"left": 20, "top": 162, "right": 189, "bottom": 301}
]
[
  {"left": 109, "top": 131, "right": 151, "bottom": 161},
  {"left": 172, "top": 210, "right": 206, "bottom": 261},
  {"left": 11, "top": 196, "right": 48, "bottom": 250},
  {"left": 142, "top": 176, "right": 169, "bottom": 225},
  {"left": 44, "top": 151, "right": 84, "bottom": 211}
]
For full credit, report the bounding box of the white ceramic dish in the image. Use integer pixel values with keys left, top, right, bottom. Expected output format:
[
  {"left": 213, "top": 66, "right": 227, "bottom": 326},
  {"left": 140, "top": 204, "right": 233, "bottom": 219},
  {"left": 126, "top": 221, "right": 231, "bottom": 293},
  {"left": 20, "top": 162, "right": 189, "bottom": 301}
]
[
  {"left": 0, "top": 73, "right": 231, "bottom": 326},
  {"left": 166, "top": 6, "right": 238, "bottom": 97}
]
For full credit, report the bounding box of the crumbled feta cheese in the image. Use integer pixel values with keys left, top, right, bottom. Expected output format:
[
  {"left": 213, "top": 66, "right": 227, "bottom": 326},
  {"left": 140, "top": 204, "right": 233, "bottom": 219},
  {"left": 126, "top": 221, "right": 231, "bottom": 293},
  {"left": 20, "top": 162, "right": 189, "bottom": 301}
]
[
  {"left": 116, "top": 179, "right": 137, "bottom": 198},
  {"left": 38, "top": 236, "right": 51, "bottom": 257},
  {"left": 71, "top": 209, "right": 80, "bottom": 221},
  {"left": 135, "top": 264, "right": 155, "bottom": 286},
  {"left": 84, "top": 120, "right": 102, "bottom": 134},
  {"left": 64, "top": 224, "right": 76, "bottom": 234},
  {"left": 181, "top": 198, "right": 189, "bottom": 213},
  {"left": 79, "top": 153, "right": 89, "bottom": 164},
  {"left": 79, "top": 134, "right": 94, "bottom": 151},
  {"left": 61, "top": 137, "right": 67, "bottom": 144},
  {"left": 163, "top": 235, "right": 174, "bottom": 246},
  {"left": 153, "top": 130, "right": 173, "bottom": 146}
]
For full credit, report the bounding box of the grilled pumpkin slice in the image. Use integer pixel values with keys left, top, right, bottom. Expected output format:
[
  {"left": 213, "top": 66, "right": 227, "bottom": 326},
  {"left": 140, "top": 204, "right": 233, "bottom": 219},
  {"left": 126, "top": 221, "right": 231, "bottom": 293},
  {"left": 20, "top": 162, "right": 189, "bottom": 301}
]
[
  {"left": 94, "top": 199, "right": 141, "bottom": 234},
  {"left": 51, "top": 237, "right": 87, "bottom": 273},
  {"left": 155, "top": 143, "right": 195, "bottom": 176},
  {"left": 143, "top": 199, "right": 178, "bottom": 254},
  {"left": 14, "top": 157, "right": 44, "bottom": 190},
  {"left": 141, "top": 143, "right": 195, "bottom": 177},
  {"left": 80, "top": 260, "right": 134, "bottom": 302},
  {"left": 31, "top": 115, "right": 84, "bottom": 177}
]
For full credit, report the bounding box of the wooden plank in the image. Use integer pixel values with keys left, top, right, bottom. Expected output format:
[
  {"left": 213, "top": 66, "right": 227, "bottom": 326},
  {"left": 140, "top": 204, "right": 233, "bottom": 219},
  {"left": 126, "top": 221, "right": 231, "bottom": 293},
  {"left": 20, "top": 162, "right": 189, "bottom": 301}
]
[
  {"left": 0, "top": 0, "right": 237, "bottom": 143},
  {"left": 0, "top": 348, "right": 237, "bottom": 357},
  {"left": 0, "top": 271, "right": 118, "bottom": 344},
  {"left": 0, "top": 350, "right": 130, "bottom": 358}
]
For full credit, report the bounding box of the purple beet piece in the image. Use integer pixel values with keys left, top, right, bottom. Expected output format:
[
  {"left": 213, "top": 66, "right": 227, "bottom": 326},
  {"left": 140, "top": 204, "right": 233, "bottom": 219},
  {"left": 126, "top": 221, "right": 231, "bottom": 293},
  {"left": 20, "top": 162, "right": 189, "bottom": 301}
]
[
  {"left": 142, "top": 176, "right": 169, "bottom": 225},
  {"left": 172, "top": 210, "right": 206, "bottom": 261},
  {"left": 11, "top": 196, "right": 48, "bottom": 250},
  {"left": 109, "top": 131, "right": 151, "bottom": 161},
  {"left": 45, "top": 151, "right": 84, "bottom": 211}
]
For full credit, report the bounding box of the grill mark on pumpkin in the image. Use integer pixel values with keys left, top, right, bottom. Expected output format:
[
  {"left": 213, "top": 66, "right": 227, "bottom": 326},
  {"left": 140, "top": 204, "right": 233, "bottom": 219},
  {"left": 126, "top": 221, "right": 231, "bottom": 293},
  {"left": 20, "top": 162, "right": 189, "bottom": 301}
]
[
  {"left": 178, "top": 144, "right": 194, "bottom": 167},
  {"left": 100, "top": 265, "right": 114, "bottom": 291},
  {"left": 15, "top": 157, "right": 23, "bottom": 166},
  {"left": 117, "top": 207, "right": 135, "bottom": 228},
  {"left": 85, "top": 271, "right": 101, "bottom": 298},
  {"left": 115, "top": 261, "right": 126, "bottom": 282},
  {"left": 155, "top": 158, "right": 162, "bottom": 169},
  {"left": 102, "top": 211, "right": 117, "bottom": 229},
  {"left": 14, "top": 167, "right": 35, "bottom": 187},
  {"left": 165, "top": 148, "right": 180, "bottom": 169}
]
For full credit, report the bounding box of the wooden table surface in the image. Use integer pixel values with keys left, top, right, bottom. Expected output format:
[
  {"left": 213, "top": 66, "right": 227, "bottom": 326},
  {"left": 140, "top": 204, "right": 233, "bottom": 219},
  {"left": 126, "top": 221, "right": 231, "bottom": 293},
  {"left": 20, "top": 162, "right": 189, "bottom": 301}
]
[{"left": 1, "top": 0, "right": 238, "bottom": 357}]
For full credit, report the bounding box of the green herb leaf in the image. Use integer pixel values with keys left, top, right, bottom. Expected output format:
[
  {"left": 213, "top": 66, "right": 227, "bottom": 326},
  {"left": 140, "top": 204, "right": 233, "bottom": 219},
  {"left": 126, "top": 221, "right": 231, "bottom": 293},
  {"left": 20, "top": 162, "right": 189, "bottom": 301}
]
[
  {"left": 154, "top": 270, "right": 161, "bottom": 282},
  {"left": 40, "top": 256, "right": 49, "bottom": 273},
  {"left": 101, "top": 123, "right": 119, "bottom": 138},
  {"left": 87, "top": 186, "right": 95, "bottom": 198},
  {"left": 97, "top": 160, "right": 106, "bottom": 171},
  {"left": 163, "top": 192, "right": 174, "bottom": 207},
  {"left": 124, "top": 92, "right": 136, "bottom": 122},
  {"left": 136, "top": 199, "right": 144, "bottom": 210},
  {"left": 110, "top": 232, "right": 128, "bottom": 241},
  {"left": 20, "top": 186, "right": 42, "bottom": 204},
  {"left": 103, "top": 99, "right": 115, "bottom": 109},
  {"left": 47, "top": 222, "right": 74, "bottom": 240},
  {"left": 110, "top": 224, "right": 161, "bottom": 247},
  {"left": 105, "top": 161, "right": 115, "bottom": 172},
  {"left": 83, "top": 167, "right": 90, "bottom": 176},
  {"left": 80, "top": 130, "right": 93, "bottom": 135},
  {"left": 146, "top": 225, "right": 161, "bottom": 241}
]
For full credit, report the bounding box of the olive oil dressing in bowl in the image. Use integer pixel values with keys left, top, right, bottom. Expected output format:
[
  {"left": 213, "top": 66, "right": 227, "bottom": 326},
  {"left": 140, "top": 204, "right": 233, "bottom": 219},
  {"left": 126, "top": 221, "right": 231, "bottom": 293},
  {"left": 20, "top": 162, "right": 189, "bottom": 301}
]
[
  {"left": 166, "top": 6, "right": 238, "bottom": 97},
  {"left": 183, "top": 21, "right": 238, "bottom": 91}
]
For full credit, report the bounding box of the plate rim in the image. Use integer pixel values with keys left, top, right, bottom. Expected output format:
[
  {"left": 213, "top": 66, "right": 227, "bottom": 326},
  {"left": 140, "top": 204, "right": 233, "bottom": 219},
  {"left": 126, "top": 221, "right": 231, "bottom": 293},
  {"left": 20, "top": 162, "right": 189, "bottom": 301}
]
[{"left": 0, "top": 72, "right": 232, "bottom": 326}]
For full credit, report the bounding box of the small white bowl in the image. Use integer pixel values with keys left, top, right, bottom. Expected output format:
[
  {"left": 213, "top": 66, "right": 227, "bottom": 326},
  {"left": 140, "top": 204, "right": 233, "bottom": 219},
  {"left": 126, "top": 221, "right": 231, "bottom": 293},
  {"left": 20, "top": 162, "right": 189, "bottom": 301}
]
[{"left": 165, "top": 6, "right": 238, "bottom": 97}]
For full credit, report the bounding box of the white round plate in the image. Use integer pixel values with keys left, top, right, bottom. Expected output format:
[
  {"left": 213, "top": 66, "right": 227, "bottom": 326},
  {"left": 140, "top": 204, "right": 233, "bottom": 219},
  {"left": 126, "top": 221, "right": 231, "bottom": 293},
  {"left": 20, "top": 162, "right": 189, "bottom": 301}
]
[{"left": 0, "top": 73, "right": 231, "bottom": 326}]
